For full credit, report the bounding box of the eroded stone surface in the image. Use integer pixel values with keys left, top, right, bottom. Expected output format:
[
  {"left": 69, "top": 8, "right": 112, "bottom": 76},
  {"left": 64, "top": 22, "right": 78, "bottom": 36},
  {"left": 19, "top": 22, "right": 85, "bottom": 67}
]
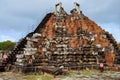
[
  {"left": 60, "top": 71, "right": 120, "bottom": 80},
  {"left": 0, "top": 72, "right": 23, "bottom": 80}
]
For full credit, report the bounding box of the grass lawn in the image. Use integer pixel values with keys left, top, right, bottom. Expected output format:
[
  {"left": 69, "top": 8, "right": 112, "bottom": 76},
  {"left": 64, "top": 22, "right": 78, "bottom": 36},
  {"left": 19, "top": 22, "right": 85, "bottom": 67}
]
[
  {"left": 23, "top": 73, "right": 54, "bottom": 80},
  {"left": 22, "top": 69, "right": 112, "bottom": 80}
]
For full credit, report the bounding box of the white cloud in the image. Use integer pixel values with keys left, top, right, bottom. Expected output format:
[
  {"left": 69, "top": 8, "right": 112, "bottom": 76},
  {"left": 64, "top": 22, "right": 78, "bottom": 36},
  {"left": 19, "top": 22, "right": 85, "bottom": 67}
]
[
  {"left": 0, "top": 35, "right": 16, "bottom": 42},
  {"left": 0, "top": 0, "right": 120, "bottom": 42},
  {"left": 98, "top": 23, "right": 120, "bottom": 42},
  {"left": 0, "top": 30, "right": 26, "bottom": 42}
]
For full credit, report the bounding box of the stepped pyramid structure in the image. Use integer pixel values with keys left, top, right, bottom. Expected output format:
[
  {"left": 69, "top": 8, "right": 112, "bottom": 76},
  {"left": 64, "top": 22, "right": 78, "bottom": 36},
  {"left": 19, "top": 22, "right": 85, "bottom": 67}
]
[{"left": 7, "top": 2, "right": 120, "bottom": 72}]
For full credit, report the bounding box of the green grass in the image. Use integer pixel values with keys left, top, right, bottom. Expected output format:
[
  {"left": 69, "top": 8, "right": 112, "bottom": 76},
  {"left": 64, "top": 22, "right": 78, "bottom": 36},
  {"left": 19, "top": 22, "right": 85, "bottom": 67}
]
[
  {"left": 65, "top": 70, "right": 97, "bottom": 75},
  {"left": 41, "top": 75, "right": 53, "bottom": 80},
  {"left": 80, "top": 69, "right": 112, "bottom": 75},
  {"left": 23, "top": 73, "right": 53, "bottom": 80},
  {"left": 81, "top": 70, "right": 95, "bottom": 75},
  {"left": 22, "top": 70, "right": 112, "bottom": 80}
]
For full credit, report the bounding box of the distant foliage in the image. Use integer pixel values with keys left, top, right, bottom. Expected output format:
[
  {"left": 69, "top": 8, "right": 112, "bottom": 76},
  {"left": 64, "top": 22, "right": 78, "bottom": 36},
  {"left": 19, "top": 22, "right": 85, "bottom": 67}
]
[{"left": 0, "top": 40, "right": 16, "bottom": 51}]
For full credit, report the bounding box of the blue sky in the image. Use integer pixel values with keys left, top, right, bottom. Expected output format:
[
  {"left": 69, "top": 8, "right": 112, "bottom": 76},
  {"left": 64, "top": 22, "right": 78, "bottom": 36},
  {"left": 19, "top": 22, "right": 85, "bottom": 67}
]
[{"left": 0, "top": 0, "right": 120, "bottom": 43}]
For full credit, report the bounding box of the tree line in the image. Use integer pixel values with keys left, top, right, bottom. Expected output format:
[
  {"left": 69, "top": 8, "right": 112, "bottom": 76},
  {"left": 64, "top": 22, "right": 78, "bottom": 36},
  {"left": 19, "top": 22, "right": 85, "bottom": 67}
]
[{"left": 0, "top": 40, "right": 16, "bottom": 51}]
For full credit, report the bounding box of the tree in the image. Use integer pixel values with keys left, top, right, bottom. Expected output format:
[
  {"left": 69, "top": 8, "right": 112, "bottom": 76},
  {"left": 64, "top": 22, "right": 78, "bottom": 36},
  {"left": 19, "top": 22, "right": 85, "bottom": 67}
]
[{"left": 0, "top": 40, "right": 16, "bottom": 51}]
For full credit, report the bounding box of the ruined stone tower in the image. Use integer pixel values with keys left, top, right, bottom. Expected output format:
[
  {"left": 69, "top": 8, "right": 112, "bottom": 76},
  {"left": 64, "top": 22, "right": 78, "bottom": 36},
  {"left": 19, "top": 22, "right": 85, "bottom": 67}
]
[{"left": 9, "top": 2, "right": 120, "bottom": 72}]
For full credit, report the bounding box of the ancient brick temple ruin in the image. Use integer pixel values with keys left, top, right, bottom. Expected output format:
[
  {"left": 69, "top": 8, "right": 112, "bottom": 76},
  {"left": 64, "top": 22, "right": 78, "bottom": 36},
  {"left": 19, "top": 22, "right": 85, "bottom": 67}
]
[{"left": 6, "top": 2, "right": 120, "bottom": 73}]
